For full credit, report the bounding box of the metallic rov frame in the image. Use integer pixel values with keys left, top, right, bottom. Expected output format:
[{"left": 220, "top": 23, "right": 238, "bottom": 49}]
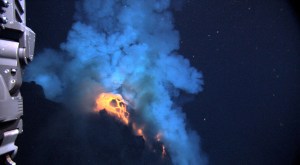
[{"left": 0, "top": 0, "right": 35, "bottom": 164}]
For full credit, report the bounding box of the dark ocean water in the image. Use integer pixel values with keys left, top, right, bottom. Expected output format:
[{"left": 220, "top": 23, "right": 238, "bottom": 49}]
[{"left": 14, "top": 0, "right": 300, "bottom": 165}]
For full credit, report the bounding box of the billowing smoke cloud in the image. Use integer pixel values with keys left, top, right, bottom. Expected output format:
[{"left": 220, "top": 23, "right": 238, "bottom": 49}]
[{"left": 25, "top": 0, "right": 207, "bottom": 164}]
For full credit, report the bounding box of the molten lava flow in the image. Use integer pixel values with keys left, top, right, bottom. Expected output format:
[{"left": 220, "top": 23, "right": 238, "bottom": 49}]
[
  {"left": 95, "top": 93, "right": 168, "bottom": 158},
  {"left": 95, "top": 93, "right": 129, "bottom": 125}
]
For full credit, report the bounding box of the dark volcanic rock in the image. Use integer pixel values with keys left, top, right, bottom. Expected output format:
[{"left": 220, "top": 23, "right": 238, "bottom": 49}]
[{"left": 15, "top": 82, "right": 172, "bottom": 165}]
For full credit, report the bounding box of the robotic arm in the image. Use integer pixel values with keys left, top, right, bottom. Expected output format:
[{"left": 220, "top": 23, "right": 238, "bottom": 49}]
[{"left": 0, "top": 0, "right": 35, "bottom": 164}]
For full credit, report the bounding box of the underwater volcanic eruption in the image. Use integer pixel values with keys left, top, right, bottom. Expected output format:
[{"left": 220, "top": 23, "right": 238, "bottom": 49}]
[{"left": 25, "top": 0, "right": 207, "bottom": 164}]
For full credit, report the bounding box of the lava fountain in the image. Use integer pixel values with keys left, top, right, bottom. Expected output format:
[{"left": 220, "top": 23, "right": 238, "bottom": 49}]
[
  {"left": 94, "top": 92, "right": 167, "bottom": 157},
  {"left": 94, "top": 93, "right": 129, "bottom": 125}
]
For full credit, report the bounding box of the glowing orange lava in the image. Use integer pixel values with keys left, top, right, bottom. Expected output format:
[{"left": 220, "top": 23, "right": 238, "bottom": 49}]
[
  {"left": 132, "top": 123, "right": 146, "bottom": 140},
  {"left": 94, "top": 93, "right": 167, "bottom": 158},
  {"left": 94, "top": 93, "right": 129, "bottom": 125}
]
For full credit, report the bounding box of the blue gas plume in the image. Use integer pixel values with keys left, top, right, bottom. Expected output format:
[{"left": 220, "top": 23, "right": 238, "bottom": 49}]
[{"left": 25, "top": 0, "right": 207, "bottom": 164}]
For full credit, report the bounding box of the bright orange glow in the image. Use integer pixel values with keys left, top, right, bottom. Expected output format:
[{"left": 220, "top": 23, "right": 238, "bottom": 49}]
[
  {"left": 95, "top": 93, "right": 129, "bottom": 125},
  {"left": 95, "top": 93, "right": 168, "bottom": 158},
  {"left": 132, "top": 123, "right": 146, "bottom": 140},
  {"left": 137, "top": 129, "right": 143, "bottom": 136}
]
